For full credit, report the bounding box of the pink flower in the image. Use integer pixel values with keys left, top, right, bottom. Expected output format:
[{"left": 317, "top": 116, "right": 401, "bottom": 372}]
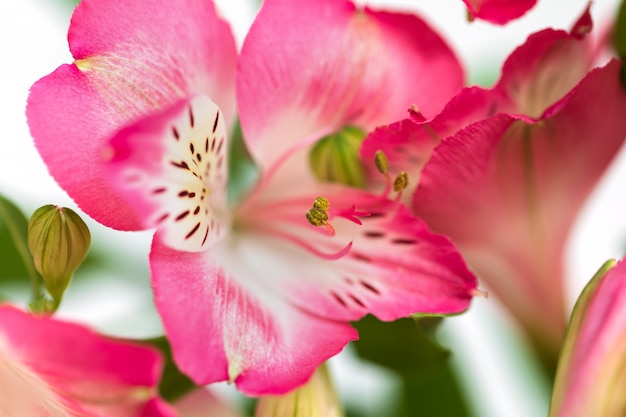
[
  {"left": 0, "top": 304, "right": 175, "bottom": 417},
  {"left": 549, "top": 257, "right": 626, "bottom": 417},
  {"left": 27, "top": 0, "right": 477, "bottom": 394},
  {"left": 362, "top": 8, "right": 626, "bottom": 360},
  {"left": 462, "top": 0, "right": 538, "bottom": 25}
]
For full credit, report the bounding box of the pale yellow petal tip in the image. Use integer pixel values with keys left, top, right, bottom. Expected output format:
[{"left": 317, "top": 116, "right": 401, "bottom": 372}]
[{"left": 74, "top": 58, "right": 93, "bottom": 72}]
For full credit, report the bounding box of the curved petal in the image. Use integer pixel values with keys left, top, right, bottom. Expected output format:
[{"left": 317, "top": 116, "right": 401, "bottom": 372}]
[
  {"left": 237, "top": 0, "right": 463, "bottom": 171},
  {"left": 413, "top": 60, "right": 626, "bottom": 353},
  {"left": 27, "top": 0, "right": 237, "bottom": 230},
  {"left": 151, "top": 239, "right": 358, "bottom": 396},
  {"left": 104, "top": 95, "right": 229, "bottom": 252},
  {"left": 0, "top": 305, "right": 169, "bottom": 417},
  {"left": 495, "top": 7, "right": 593, "bottom": 117},
  {"left": 463, "top": 0, "right": 538, "bottom": 25}
]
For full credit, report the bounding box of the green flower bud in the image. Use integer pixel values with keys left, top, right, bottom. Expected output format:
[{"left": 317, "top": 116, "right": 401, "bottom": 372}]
[
  {"left": 27, "top": 205, "right": 91, "bottom": 301},
  {"left": 309, "top": 126, "right": 367, "bottom": 188}
]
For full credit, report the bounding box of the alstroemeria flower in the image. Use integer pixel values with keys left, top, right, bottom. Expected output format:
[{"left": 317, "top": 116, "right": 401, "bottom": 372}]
[
  {"left": 549, "top": 257, "right": 626, "bottom": 417},
  {"left": 27, "top": 0, "right": 477, "bottom": 395},
  {"left": 0, "top": 304, "right": 175, "bottom": 417},
  {"left": 462, "top": 0, "right": 538, "bottom": 25},
  {"left": 362, "top": 9, "right": 626, "bottom": 360}
]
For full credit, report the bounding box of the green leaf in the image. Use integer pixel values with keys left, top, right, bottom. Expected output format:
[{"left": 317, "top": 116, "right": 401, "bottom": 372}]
[
  {"left": 614, "top": 0, "right": 626, "bottom": 89},
  {"left": 0, "top": 194, "right": 42, "bottom": 293},
  {"left": 144, "top": 336, "right": 197, "bottom": 402},
  {"left": 351, "top": 315, "right": 449, "bottom": 375}
]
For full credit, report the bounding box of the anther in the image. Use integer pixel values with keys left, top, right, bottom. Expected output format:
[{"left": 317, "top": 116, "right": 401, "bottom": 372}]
[
  {"left": 305, "top": 197, "right": 335, "bottom": 235},
  {"left": 374, "top": 150, "right": 389, "bottom": 175},
  {"left": 313, "top": 196, "right": 330, "bottom": 212},
  {"left": 393, "top": 171, "right": 409, "bottom": 192}
]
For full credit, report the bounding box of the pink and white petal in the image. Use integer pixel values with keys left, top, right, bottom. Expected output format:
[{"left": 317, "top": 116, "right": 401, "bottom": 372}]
[
  {"left": 413, "top": 59, "right": 626, "bottom": 351},
  {"left": 27, "top": 0, "right": 237, "bottom": 230},
  {"left": 151, "top": 240, "right": 358, "bottom": 396},
  {"left": 463, "top": 0, "right": 538, "bottom": 25},
  {"left": 0, "top": 305, "right": 168, "bottom": 417},
  {"left": 237, "top": 0, "right": 463, "bottom": 171},
  {"left": 104, "top": 95, "right": 229, "bottom": 252},
  {"left": 496, "top": 7, "right": 593, "bottom": 117},
  {"left": 230, "top": 187, "right": 477, "bottom": 323}
]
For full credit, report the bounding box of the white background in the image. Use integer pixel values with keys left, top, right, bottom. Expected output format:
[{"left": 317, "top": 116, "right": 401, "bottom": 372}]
[{"left": 1, "top": 0, "right": 625, "bottom": 416}]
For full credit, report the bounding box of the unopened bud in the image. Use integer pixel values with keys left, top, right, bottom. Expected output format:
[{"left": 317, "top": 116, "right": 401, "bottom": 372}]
[
  {"left": 255, "top": 364, "right": 343, "bottom": 417},
  {"left": 27, "top": 205, "right": 91, "bottom": 301},
  {"left": 309, "top": 126, "right": 367, "bottom": 188}
]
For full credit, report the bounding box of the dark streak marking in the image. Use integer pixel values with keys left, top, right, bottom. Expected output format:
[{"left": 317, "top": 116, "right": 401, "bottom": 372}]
[
  {"left": 348, "top": 293, "right": 365, "bottom": 307},
  {"left": 189, "top": 107, "right": 195, "bottom": 128},
  {"left": 178, "top": 190, "right": 188, "bottom": 197},
  {"left": 205, "top": 137, "right": 209, "bottom": 153},
  {"left": 172, "top": 127, "right": 180, "bottom": 140},
  {"left": 360, "top": 280, "right": 380, "bottom": 295},
  {"left": 171, "top": 161, "right": 189, "bottom": 170},
  {"left": 189, "top": 143, "right": 195, "bottom": 154},
  {"left": 364, "top": 231, "right": 385, "bottom": 238},
  {"left": 196, "top": 153, "right": 202, "bottom": 162},
  {"left": 212, "top": 112, "right": 219, "bottom": 133},
  {"left": 352, "top": 253, "right": 371, "bottom": 262},
  {"left": 176, "top": 210, "right": 190, "bottom": 221},
  {"left": 392, "top": 238, "right": 417, "bottom": 245},
  {"left": 186, "top": 222, "right": 201, "bottom": 239},
  {"left": 156, "top": 213, "right": 169, "bottom": 223},
  {"left": 152, "top": 187, "right": 167, "bottom": 194},
  {"left": 202, "top": 225, "right": 209, "bottom": 245},
  {"left": 188, "top": 192, "right": 196, "bottom": 198},
  {"left": 217, "top": 137, "right": 224, "bottom": 153},
  {"left": 211, "top": 137, "right": 216, "bottom": 151},
  {"left": 331, "top": 291, "right": 347, "bottom": 307},
  {"left": 193, "top": 206, "right": 201, "bottom": 215}
]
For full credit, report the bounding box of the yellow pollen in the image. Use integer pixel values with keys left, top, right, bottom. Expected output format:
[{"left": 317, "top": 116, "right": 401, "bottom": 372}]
[
  {"left": 374, "top": 150, "right": 389, "bottom": 175},
  {"left": 306, "top": 208, "right": 328, "bottom": 227},
  {"left": 393, "top": 171, "right": 409, "bottom": 192},
  {"left": 312, "top": 196, "right": 330, "bottom": 212}
]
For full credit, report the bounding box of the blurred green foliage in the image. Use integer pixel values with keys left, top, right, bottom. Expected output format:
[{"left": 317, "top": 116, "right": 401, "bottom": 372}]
[
  {"left": 352, "top": 315, "right": 471, "bottom": 417},
  {"left": 144, "top": 336, "right": 197, "bottom": 402}
]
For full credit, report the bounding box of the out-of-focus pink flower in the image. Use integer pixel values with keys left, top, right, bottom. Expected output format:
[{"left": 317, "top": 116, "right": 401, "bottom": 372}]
[
  {"left": 362, "top": 9, "right": 626, "bottom": 359},
  {"left": 28, "top": 0, "right": 477, "bottom": 395},
  {"left": 549, "top": 257, "right": 626, "bottom": 417},
  {"left": 0, "top": 304, "right": 175, "bottom": 417},
  {"left": 462, "top": 0, "right": 538, "bottom": 25}
]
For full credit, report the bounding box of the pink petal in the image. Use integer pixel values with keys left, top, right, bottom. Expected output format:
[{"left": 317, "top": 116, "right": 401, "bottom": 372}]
[
  {"left": 150, "top": 239, "right": 358, "bottom": 395},
  {"left": 27, "top": 0, "right": 237, "bottom": 230},
  {"left": 237, "top": 0, "right": 463, "bottom": 171},
  {"left": 550, "top": 258, "right": 626, "bottom": 417},
  {"left": 413, "top": 60, "right": 626, "bottom": 351},
  {"left": 0, "top": 305, "right": 170, "bottom": 417},
  {"left": 234, "top": 188, "right": 477, "bottom": 323},
  {"left": 104, "top": 95, "right": 229, "bottom": 252},
  {"left": 495, "top": 7, "right": 593, "bottom": 118},
  {"left": 463, "top": 0, "right": 538, "bottom": 25}
]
